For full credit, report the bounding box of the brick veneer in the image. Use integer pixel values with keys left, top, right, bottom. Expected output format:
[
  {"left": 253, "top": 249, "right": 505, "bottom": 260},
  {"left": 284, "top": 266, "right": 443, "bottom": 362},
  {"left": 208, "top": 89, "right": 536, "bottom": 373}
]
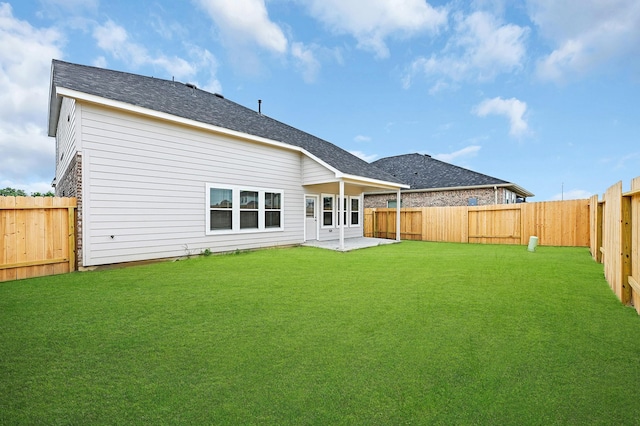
[
  {"left": 55, "top": 153, "right": 83, "bottom": 266},
  {"left": 364, "top": 187, "right": 508, "bottom": 208}
]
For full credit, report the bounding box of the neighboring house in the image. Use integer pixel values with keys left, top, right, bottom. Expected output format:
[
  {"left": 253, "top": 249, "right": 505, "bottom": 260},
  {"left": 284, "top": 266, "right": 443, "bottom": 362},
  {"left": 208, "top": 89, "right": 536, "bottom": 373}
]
[
  {"left": 365, "top": 153, "right": 534, "bottom": 208},
  {"left": 48, "top": 60, "right": 407, "bottom": 267}
]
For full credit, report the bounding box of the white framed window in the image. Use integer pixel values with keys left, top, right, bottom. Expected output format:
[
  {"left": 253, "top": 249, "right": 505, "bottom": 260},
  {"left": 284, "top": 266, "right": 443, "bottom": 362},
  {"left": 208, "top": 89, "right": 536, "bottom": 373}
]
[
  {"left": 209, "top": 188, "right": 233, "bottom": 231},
  {"left": 321, "top": 194, "right": 334, "bottom": 228},
  {"left": 264, "top": 192, "right": 282, "bottom": 228},
  {"left": 336, "top": 196, "right": 348, "bottom": 226},
  {"left": 350, "top": 196, "right": 361, "bottom": 226},
  {"left": 206, "top": 184, "right": 284, "bottom": 234},
  {"left": 321, "top": 194, "right": 361, "bottom": 228}
]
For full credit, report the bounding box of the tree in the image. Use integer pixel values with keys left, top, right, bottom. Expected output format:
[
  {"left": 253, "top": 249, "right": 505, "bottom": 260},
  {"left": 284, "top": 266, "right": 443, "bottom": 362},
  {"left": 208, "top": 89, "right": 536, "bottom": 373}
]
[
  {"left": 0, "top": 188, "right": 54, "bottom": 197},
  {"left": 0, "top": 187, "right": 27, "bottom": 196}
]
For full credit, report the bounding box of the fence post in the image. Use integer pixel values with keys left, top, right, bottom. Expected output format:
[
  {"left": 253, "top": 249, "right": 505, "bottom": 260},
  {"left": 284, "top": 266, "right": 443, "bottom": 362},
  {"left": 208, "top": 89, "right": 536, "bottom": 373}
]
[
  {"left": 621, "top": 195, "right": 632, "bottom": 305},
  {"left": 68, "top": 206, "right": 76, "bottom": 272},
  {"left": 372, "top": 208, "right": 377, "bottom": 238},
  {"left": 596, "top": 201, "right": 604, "bottom": 263}
]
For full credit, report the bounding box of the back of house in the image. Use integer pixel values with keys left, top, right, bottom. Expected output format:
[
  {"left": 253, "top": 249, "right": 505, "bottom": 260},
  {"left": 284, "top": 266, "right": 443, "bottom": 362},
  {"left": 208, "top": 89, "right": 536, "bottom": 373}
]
[{"left": 48, "top": 60, "right": 406, "bottom": 267}]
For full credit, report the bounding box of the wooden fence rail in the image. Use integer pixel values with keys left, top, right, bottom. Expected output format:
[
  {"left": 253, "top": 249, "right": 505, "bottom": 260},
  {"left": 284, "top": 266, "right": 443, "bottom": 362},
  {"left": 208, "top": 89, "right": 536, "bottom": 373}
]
[
  {"left": 365, "top": 199, "right": 590, "bottom": 247},
  {"left": 1, "top": 197, "right": 77, "bottom": 282},
  {"left": 591, "top": 176, "right": 640, "bottom": 314}
]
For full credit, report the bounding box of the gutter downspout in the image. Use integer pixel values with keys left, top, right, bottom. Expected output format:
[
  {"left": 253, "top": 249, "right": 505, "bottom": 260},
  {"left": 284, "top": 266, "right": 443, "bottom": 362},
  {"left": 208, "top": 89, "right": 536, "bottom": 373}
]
[{"left": 494, "top": 186, "right": 498, "bottom": 205}]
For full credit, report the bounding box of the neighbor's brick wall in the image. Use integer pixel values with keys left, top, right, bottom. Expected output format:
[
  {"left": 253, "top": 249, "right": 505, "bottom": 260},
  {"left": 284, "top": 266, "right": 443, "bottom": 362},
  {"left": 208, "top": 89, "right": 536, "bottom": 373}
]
[
  {"left": 364, "top": 188, "right": 508, "bottom": 208},
  {"left": 55, "top": 152, "right": 83, "bottom": 267}
]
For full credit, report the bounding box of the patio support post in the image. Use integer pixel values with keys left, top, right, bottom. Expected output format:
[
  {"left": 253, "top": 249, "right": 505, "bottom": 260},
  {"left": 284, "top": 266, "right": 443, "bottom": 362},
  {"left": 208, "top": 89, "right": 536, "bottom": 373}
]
[
  {"left": 339, "top": 180, "right": 345, "bottom": 250},
  {"left": 396, "top": 189, "right": 401, "bottom": 241}
]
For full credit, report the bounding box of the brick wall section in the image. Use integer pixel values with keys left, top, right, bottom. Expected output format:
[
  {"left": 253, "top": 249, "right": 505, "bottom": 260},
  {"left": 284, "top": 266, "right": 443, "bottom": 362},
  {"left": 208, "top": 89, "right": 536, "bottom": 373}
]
[
  {"left": 55, "top": 153, "right": 83, "bottom": 266},
  {"left": 365, "top": 187, "right": 510, "bottom": 208}
]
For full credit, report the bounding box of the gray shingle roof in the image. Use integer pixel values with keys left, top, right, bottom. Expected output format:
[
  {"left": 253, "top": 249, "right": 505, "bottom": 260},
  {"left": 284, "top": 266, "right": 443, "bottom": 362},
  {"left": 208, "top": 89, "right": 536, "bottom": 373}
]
[
  {"left": 372, "top": 153, "right": 533, "bottom": 196},
  {"left": 49, "top": 60, "right": 403, "bottom": 185}
]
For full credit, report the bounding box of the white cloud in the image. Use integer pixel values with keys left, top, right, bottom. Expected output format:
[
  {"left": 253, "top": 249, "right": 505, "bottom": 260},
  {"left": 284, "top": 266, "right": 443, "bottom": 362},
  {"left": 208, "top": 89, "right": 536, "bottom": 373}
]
[
  {"left": 291, "top": 42, "right": 320, "bottom": 83},
  {"left": 350, "top": 150, "right": 378, "bottom": 162},
  {"left": 91, "top": 19, "right": 223, "bottom": 92},
  {"left": 354, "top": 135, "right": 372, "bottom": 143},
  {"left": 92, "top": 55, "right": 107, "bottom": 68},
  {"left": 93, "top": 20, "right": 197, "bottom": 80},
  {"left": 432, "top": 145, "right": 481, "bottom": 163},
  {"left": 0, "top": 3, "right": 62, "bottom": 190},
  {"left": 473, "top": 97, "right": 529, "bottom": 137},
  {"left": 304, "top": 0, "right": 447, "bottom": 58},
  {"left": 528, "top": 0, "right": 640, "bottom": 81},
  {"left": 550, "top": 189, "right": 593, "bottom": 201},
  {"left": 186, "top": 44, "right": 223, "bottom": 94},
  {"left": 196, "top": 0, "right": 331, "bottom": 82},
  {"left": 403, "top": 11, "right": 528, "bottom": 90},
  {"left": 195, "top": 0, "right": 288, "bottom": 54}
]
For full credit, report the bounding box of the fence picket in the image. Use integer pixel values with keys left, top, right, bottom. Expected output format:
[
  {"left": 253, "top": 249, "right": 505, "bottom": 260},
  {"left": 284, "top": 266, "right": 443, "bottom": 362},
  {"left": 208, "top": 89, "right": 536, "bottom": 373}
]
[
  {"left": 365, "top": 199, "right": 590, "bottom": 247},
  {"left": 0, "top": 197, "right": 77, "bottom": 282}
]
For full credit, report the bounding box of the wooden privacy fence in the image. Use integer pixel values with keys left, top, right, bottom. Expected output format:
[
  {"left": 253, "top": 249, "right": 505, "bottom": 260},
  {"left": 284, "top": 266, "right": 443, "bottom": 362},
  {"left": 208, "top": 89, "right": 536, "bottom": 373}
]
[
  {"left": 590, "top": 176, "right": 640, "bottom": 314},
  {"left": 1, "top": 197, "right": 77, "bottom": 282},
  {"left": 364, "top": 199, "right": 590, "bottom": 247}
]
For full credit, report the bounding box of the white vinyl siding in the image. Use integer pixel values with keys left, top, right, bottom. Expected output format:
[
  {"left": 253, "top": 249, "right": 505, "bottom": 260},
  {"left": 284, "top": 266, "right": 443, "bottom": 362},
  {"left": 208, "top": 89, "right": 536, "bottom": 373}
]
[
  {"left": 55, "top": 97, "right": 79, "bottom": 183},
  {"left": 302, "top": 156, "right": 336, "bottom": 185},
  {"left": 79, "top": 104, "right": 305, "bottom": 266}
]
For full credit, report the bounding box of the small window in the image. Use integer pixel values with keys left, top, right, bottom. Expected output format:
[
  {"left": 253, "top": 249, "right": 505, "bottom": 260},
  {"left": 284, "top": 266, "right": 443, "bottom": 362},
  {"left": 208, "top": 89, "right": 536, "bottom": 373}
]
[
  {"left": 322, "top": 195, "right": 334, "bottom": 227},
  {"left": 387, "top": 199, "right": 403, "bottom": 208},
  {"left": 240, "top": 190, "right": 259, "bottom": 229},
  {"left": 210, "top": 188, "right": 233, "bottom": 230},
  {"left": 468, "top": 197, "right": 478, "bottom": 206},
  {"left": 265, "top": 192, "right": 281, "bottom": 228},
  {"left": 305, "top": 198, "right": 315, "bottom": 218},
  {"left": 350, "top": 197, "right": 360, "bottom": 226}
]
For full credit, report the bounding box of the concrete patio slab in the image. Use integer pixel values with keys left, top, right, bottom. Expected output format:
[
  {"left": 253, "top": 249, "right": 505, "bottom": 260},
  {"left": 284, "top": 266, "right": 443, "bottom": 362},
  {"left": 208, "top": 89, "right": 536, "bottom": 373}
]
[{"left": 301, "top": 237, "right": 399, "bottom": 252}]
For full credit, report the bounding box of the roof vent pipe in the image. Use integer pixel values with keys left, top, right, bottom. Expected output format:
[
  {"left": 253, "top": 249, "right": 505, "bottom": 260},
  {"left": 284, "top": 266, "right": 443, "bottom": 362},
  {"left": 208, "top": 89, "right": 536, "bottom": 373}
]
[{"left": 258, "top": 99, "right": 262, "bottom": 115}]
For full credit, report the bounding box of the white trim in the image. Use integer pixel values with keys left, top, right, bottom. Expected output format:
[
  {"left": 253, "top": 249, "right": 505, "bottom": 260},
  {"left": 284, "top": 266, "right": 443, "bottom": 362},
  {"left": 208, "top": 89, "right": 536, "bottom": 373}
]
[
  {"left": 396, "top": 189, "right": 401, "bottom": 242},
  {"left": 53, "top": 87, "right": 407, "bottom": 191},
  {"left": 349, "top": 195, "right": 362, "bottom": 227},
  {"left": 320, "top": 193, "right": 335, "bottom": 229},
  {"left": 320, "top": 193, "right": 363, "bottom": 229},
  {"left": 339, "top": 181, "right": 345, "bottom": 250},
  {"left": 205, "top": 183, "right": 284, "bottom": 235},
  {"left": 340, "top": 173, "right": 409, "bottom": 190}
]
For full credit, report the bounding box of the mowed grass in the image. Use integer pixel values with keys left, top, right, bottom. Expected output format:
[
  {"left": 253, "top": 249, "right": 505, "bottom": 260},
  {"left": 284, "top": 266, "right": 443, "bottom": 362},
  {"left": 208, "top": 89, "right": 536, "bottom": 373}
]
[{"left": 2, "top": 241, "right": 640, "bottom": 425}]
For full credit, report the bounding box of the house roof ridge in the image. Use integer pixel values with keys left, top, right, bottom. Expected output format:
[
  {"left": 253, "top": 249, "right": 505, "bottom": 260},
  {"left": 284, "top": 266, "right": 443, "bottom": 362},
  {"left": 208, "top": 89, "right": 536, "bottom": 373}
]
[{"left": 49, "top": 60, "right": 404, "bottom": 186}]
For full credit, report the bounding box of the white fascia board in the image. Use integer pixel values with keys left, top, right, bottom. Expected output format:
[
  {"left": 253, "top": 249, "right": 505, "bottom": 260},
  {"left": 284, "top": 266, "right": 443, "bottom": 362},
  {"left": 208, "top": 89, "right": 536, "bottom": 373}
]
[
  {"left": 48, "top": 71, "right": 62, "bottom": 137},
  {"left": 340, "top": 173, "right": 409, "bottom": 190}
]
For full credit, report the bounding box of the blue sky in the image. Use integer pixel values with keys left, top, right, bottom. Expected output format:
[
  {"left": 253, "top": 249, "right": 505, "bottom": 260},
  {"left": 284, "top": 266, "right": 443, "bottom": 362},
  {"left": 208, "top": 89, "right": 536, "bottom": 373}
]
[{"left": 1, "top": 0, "right": 639, "bottom": 200}]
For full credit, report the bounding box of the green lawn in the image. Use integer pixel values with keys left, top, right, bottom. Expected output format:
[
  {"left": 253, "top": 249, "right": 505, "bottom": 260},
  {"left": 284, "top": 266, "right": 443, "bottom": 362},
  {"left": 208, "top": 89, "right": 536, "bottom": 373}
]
[{"left": 2, "top": 241, "right": 640, "bottom": 425}]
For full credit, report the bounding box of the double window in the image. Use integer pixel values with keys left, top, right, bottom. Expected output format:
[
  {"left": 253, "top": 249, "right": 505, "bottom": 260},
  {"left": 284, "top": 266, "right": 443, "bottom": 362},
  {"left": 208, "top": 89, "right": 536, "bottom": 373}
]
[
  {"left": 321, "top": 194, "right": 360, "bottom": 228},
  {"left": 207, "top": 184, "right": 283, "bottom": 234}
]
